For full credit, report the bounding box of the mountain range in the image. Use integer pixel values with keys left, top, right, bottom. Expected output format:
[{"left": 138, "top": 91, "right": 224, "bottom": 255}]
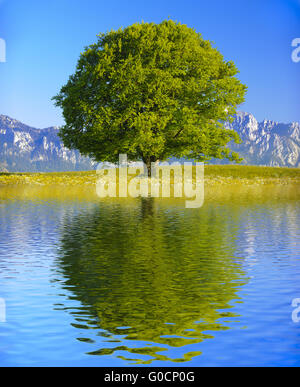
[
  {"left": 224, "top": 111, "right": 300, "bottom": 167},
  {"left": 0, "top": 115, "right": 94, "bottom": 172},
  {"left": 0, "top": 112, "right": 299, "bottom": 172}
]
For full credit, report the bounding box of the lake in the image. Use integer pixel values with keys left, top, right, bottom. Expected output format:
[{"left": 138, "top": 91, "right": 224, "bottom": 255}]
[{"left": 0, "top": 184, "right": 299, "bottom": 366}]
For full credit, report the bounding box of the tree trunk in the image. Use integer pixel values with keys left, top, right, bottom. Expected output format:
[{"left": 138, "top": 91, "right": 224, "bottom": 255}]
[
  {"left": 146, "top": 160, "right": 151, "bottom": 178},
  {"left": 144, "top": 156, "right": 157, "bottom": 178}
]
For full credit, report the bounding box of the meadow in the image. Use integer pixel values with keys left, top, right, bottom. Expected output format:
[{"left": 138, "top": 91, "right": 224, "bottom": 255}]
[{"left": 0, "top": 165, "right": 299, "bottom": 186}]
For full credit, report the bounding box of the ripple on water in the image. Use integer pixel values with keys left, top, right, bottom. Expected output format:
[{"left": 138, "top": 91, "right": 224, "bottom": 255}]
[{"left": 0, "top": 188, "right": 299, "bottom": 366}]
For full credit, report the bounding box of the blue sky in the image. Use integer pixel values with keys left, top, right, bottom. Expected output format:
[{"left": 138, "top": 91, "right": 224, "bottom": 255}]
[{"left": 0, "top": 0, "right": 299, "bottom": 128}]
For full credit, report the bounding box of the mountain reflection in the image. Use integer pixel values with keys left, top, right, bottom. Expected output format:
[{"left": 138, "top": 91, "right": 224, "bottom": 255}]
[{"left": 57, "top": 198, "right": 247, "bottom": 364}]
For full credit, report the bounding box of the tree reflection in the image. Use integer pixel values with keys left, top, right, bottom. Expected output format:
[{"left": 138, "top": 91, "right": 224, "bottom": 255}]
[{"left": 57, "top": 198, "right": 247, "bottom": 364}]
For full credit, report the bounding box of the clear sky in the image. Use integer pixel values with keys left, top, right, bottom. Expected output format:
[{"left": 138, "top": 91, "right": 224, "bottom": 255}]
[{"left": 0, "top": 0, "right": 299, "bottom": 128}]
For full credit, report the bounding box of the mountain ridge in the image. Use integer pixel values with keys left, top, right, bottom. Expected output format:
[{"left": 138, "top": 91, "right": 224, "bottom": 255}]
[
  {"left": 0, "top": 112, "right": 299, "bottom": 172},
  {"left": 0, "top": 114, "right": 95, "bottom": 172},
  {"left": 223, "top": 111, "right": 300, "bottom": 167}
]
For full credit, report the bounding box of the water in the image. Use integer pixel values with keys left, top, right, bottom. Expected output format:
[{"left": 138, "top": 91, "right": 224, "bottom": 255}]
[{"left": 0, "top": 185, "right": 299, "bottom": 366}]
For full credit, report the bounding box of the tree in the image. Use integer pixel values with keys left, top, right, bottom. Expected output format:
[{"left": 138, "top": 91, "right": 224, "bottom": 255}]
[{"left": 53, "top": 20, "right": 247, "bottom": 176}]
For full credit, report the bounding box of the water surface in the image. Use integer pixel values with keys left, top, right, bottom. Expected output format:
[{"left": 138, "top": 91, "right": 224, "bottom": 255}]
[{"left": 0, "top": 185, "right": 299, "bottom": 366}]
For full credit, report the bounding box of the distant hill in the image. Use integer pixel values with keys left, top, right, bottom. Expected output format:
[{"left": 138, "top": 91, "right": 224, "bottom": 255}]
[
  {"left": 221, "top": 112, "right": 300, "bottom": 167},
  {"left": 0, "top": 112, "right": 299, "bottom": 172},
  {"left": 0, "top": 115, "right": 95, "bottom": 172}
]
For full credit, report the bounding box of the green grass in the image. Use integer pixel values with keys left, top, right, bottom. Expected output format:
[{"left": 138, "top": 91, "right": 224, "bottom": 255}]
[
  {"left": 0, "top": 165, "right": 299, "bottom": 186},
  {"left": 204, "top": 165, "right": 300, "bottom": 179}
]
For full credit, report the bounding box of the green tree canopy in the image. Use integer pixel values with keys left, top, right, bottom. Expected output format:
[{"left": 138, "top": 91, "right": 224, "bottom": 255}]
[{"left": 53, "top": 20, "right": 247, "bottom": 173}]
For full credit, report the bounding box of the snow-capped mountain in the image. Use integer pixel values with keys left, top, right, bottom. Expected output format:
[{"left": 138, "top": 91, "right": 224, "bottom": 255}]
[
  {"left": 224, "top": 112, "right": 300, "bottom": 167},
  {"left": 0, "top": 112, "right": 299, "bottom": 172},
  {"left": 0, "top": 115, "right": 95, "bottom": 172}
]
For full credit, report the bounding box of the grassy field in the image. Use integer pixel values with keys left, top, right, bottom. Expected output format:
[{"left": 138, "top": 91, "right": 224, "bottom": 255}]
[{"left": 0, "top": 165, "right": 299, "bottom": 186}]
